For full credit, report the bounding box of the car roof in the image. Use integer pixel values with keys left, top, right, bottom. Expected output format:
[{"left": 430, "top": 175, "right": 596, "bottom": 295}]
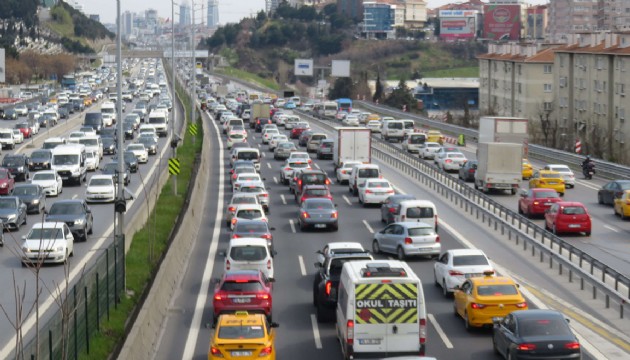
[
  {"left": 326, "top": 242, "right": 365, "bottom": 251},
  {"left": 395, "top": 221, "right": 434, "bottom": 229},
  {"left": 470, "top": 275, "right": 515, "bottom": 286},
  {"left": 510, "top": 309, "right": 565, "bottom": 319},
  {"left": 90, "top": 175, "right": 114, "bottom": 180},
  {"left": 556, "top": 201, "right": 586, "bottom": 207},
  {"left": 223, "top": 270, "right": 261, "bottom": 281},
  {"left": 303, "top": 184, "right": 328, "bottom": 190},
  {"left": 229, "top": 237, "right": 269, "bottom": 246},
  {"left": 447, "top": 248, "right": 487, "bottom": 256},
  {"left": 217, "top": 311, "right": 265, "bottom": 326},
  {"left": 49, "top": 199, "right": 86, "bottom": 205},
  {"left": 32, "top": 222, "right": 66, "bottom": 229}
]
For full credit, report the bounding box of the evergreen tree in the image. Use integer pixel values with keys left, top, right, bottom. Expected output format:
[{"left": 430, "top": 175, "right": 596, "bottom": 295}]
[{"left": 373, "top": 72, "right": 384, "bottom": 102}]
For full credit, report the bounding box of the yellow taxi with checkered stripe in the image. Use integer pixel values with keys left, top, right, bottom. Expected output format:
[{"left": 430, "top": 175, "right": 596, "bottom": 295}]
[
  {"left": 522, "top": 159, "right": 533, "bottom": 180},
  {"left": 209, "top": 311, "right": 278, "bottom": 360},
  {"left": 453, "top": 271, "right": 528, "bottom": 330},
  {"left": 528, "top": 170, "right": 565, "bottom": 196}
]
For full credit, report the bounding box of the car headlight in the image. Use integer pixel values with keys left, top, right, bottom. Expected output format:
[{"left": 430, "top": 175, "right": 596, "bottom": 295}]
[
  {"left": 22, "top": 246, "right": 30, "bottom": 253},
  {"left": 32, "top": 199, "right": 39, "bottom": 204},
  {"left": 17, "top": 166, "right": 24, "bottom": 171},
  {"left": 56, "top": 246, "right": 64, "bottom": 252},
  {"left": 74, "top": 218, "right": 85, "bottom": 225},
  {"left": 7, "top": 214, "right": 16, "bottom": 220}
]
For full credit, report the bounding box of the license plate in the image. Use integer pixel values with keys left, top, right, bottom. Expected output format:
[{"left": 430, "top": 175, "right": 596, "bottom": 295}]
[
  {"left": 492, "top": 317, "right": 504, "bottom": 322},
  {"left": 494, "top": 184, "right": 510, "bottom": 189},
  {"left": 232, "top": 298, "right": 251, "bottom": 304},
  {"left": 314, "top": 224, "right": 326, "bottom": 228},
  {"left": 568, "top": 224, "right": 581, "bottom": 228},
  {"left": 61, "top": 177, "right": 69, "bottom": 180},
  {"left": 358, "top": 339, "right": 381, "bottom": 345},
  {"left": 544, "top": 202, "right": 552, "bottom": 206},
  {"left": 231, "top": 351, "right": 252, "bottom": 357},
  {"left": 548, "top": 181, "right": 557, "bottom": 184}
]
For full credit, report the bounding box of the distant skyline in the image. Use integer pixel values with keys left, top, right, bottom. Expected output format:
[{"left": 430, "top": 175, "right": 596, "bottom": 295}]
[{"left": 77, "top": 0, "right": 549, "bottom": 25}]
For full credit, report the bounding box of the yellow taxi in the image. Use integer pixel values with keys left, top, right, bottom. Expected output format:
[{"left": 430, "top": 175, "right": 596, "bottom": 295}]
[
  {"left": 83, "top": 97, "right": 93, "bottom": 107},
  {"left": 209, "top": 311, "right": 277, "bottom": 360},
  {"left": 522, "top": 159, "right": 533, "bottom": 180},
  {"left": 529, "top": 170, "right": 565, "bottom": 196},
  {"left": 453, "top": 271, "right": 528, "bottom": 330},
  {"left": 614, "top": 190, "right": 630, "bottom": 220},
  {"left": 426, "top": 130, "right": 445, "bottom": 145},
  {"left": 366, "top": 113, "right": 381, "bottom": 123}
]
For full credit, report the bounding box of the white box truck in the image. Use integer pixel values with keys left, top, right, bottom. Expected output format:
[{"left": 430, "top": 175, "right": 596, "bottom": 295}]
[
  {"left": 478, "top": 116, "right": 529, "bottom": 157},
  {"left": 251, "top": 103, "right": 270, "bottom": 123},
  {"left": 474, "top": 142, "right": 522, "bottom": 194},
  {"left": 334, "top": 127, "right": 371, "bottom": 169}
]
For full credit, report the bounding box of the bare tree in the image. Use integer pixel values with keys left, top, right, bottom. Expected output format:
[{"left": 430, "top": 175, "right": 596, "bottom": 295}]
[
  {"left": 0, "top": 271, "right": 37, "bottom": 360},
  {"left": 537, "top": 103, "right": 558, "bottom": 148}
]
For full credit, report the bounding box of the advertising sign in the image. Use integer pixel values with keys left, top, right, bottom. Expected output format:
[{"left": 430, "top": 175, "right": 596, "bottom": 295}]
[
  {"left": 294, "top": 59, "right": 313, "bottom": 76},
  {"left": 0, "top": 48, "right": 5, "bottom": 83},
  {"left": 439, "top": 10, "right": 477, "bottom": 39},
  {"left": 483, "top": 4, "right": 521, "bottom": 41}
]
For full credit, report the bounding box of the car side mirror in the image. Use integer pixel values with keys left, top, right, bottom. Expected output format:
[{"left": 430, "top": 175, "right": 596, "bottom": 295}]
[
  {"left": 270, "top": 322, "right": 279, "bottom": 328},
  {"left": 268, "top": 278, "right": 276, "bottom": 283},
  {"left": 211, "top": 278, "right": 220, "bottom": 285},
  {"left": 86, "top": 208, "right": 92, "bottom": 213},
  {"left": 21, "top": 235, "right": 27, "bottom": 240},
  {"left": 315, "top": 250, "right": 323, "bottom": 255},
  {"left": 272, "top": 250, "right": 278, "bottom": 256}
]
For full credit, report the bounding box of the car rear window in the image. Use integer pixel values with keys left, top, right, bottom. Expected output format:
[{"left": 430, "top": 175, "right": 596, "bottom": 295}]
[
  {"left": 305, "top": 189, "right": 328, "bottom": 196},
  {"left": 234, "top": 222, "right": 268, "bottom": 233},
  {"left": 367, "top": 181, "right": 390, "bottom": 188},
  {"left": 405, "top": 206, "right": 434, "bottom": 218},
  {"left": 236, "top": 209, "right": 263, "bottom": 219},
  {"left": 561, "top": 206, "right": 586, "bottom": 215},
  {"left": 240, "top": 187, "right": 263, "bottom": 193},
  {"left": 230, "top": 246, "right": 267, "bottom": 261},
  {"left": 302, "top": 174, "right": 326, "bottom": 184},
  {"left": 477, "top": 284, "right": 518, "bottom": 296},
  {"left": 311, "top": 135, "right": 326, "bottom": 141},
  {"left": 218, "top": 326, "right": 264, "bottom": 339},
  {"left": 541, "top": 173, "right": 560, "bottom": 178},
  {"left": 407, "top": 227, "right": 435, "bottom": 236},
  {"left": 358, "top": 169, "right": 379, "bottom": 178},
  {"left": 534, "top": 190, "right": 559, "bottom": 198},
  {"left": 237, "top": 151, "right": 258, "bottom": 160},
  {"left": 452, "top": 254, "right": 489, "bottom": 266},
  {"left": 306, "top": 201, "right": 334, "bottom": 210},
  {"left": 233, "top": 197, "right": 257, "bottom": 205},
  {"left": 290, "top": 162, "right": 309, "bottom": 168},
  {"left": 409, "top": 135, "right": 425, "bottom": 144},
  {"left": 221, "top": 280, "right": 263, "bottom": 292},
  {"left": 518, "top": 318, "right": 572, "bottom": 337},
  {"left": 320, "top": 142, "right": 333, "bottom": 148},
  {"left": 387, "top": 123, "right": 403, "bottom": 129}
]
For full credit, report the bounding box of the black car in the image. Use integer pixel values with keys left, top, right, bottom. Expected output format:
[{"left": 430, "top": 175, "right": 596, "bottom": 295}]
[
  {"left": 13, "top": 184, "right": 46, "bottom": 214},
  {"left": 3, "top": 109, "right": 17, "bottom": 120},
  {"left": 57, "top": 106, "right": 69, "bottom": 119},
  {"left": 0, "top": 196, "right": 27, "bottom": 231},
  {"left": 102, "top": 137, "right": 117, "bottom": 155},
  {"left": 2, "top": 154, "right": 30, "bottom": 181},
  {"left": 380, "top": 194, "right": 417, "bottom": 224},
  {"left": 492, "top": 310, "right": 581, "bottom": 360},
  {"left": 45, "top": 199, "right": 94, "bottom": 242},
  {"left": 137, "top": 136, "right": 158, "bottom": 155},
  {"left": 100, "top": 127, "right": 117, "bottom": 139},
  {"left": 72, "top": 99, "right": 85, "bottom": 112},
  {"left": 113, "top": 151, "right": 138, "bottom": 173},
  {"left": 101, "top": 161, "right": 131, "bottom": 185},
  {"left": 597, "top": 180, "right": 630, "bottom": 205},
  {"left": 28, "top": 149, "right": 52, "bottom": 171},
  {"left": 312, "top": 244, "right": 373, "bottom": 322},
  {"left": 230, "top": 219, "right": 275, "bottom": 251},
  {"left": 458, "top": 160, "right": 478, "bottom": 182},
  {"left": 123, "top": 121, "right": 136, "bottom": 140}
]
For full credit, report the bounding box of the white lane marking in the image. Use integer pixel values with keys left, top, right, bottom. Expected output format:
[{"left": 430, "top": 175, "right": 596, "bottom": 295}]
[
  {"left": 182, "top": 107, "right": 225, "bottom": 359},
  {"left": 257, "top": 143, "right": 261, "bottom": 148},
  {"left": 428, "top": 313, "right": 453, "bottom": 349},
  {"left": 280, "top": 194, "right": 287, "bottom": 205},
  {"left": 603, "top": 224, "right": 619, "bottom": 233},
  {"left": 72, "top": 194, "right": 78, "bottom": 199},
  {"left": 575, "top": 180, "right": 601, "bottom": 191},
  {"left": 261, "top": 152, "right": 266, "bottom": 158},
  {"left": 394, "top": 186, "right": 406, "bottom": 195},
  {"left": 309, "top": 314, "right": 323, "bottom": 349},
  {"left": 266, "top": 162, "right": 271, "bottom": 169},
  {"left": 362, "top": 220, "right": 374, "bottom": 234},
  {"left": 314, "top": 163, "right": 320, "bottom": 169},
  {"left": 289, "top": 219, "right": 296, "bottom": 233},
  {"left": 273, "top": 176, "right": 278, "bottom": 184},
  {"left": 342, "top": 195, "right": 352, "bottom": 206},
  {"left": 298, "top": 255, "right": 307, "bottom": 276}
]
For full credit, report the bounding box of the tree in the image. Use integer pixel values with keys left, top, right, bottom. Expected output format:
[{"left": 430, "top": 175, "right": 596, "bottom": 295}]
[
  {"left": 537, "top": 104, "right": 558, "bottom": 147},
  {"left": 385, "top": 78, "right": 416, "bottom": 111},
  {"left": 328, "top": 77, "right": 353, "bottom": 99},
  {"left": 373, "top": 72, "right": 384, "bottom": 103}
]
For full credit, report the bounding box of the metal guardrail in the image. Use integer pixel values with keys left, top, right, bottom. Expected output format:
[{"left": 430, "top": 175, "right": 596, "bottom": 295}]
[{"left": 357, "top": 100, "right": 630, "bottom": 180}]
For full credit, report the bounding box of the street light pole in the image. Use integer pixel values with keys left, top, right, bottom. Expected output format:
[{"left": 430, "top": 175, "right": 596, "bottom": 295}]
[
  {"left": 190, "top": 1, "right": 196, "bottom": 129},
  {"left": 171, "top": 0, "right": 178, "bottom": 195},
  {"left": 115, "top": 0, "right": 126, "bottom": 288}
]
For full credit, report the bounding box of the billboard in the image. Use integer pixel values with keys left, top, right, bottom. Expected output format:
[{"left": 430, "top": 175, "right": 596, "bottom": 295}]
[
  {"left": 294, "top": 59, "right": 313, "bottom": 76},
  {"left": 0, "top": 48, "right": 4, "bottom": 83},
  {"left": 439, "top": 10, "right": 477, "bottom": 39},
  {"left": 483, "top": 4, "right": 521, "bottom": 41}
]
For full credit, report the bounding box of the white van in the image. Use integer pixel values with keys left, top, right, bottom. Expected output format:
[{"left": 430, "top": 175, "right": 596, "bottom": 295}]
[
  {"left": 223, "top": 238, "right": 275, "bottom": 279},
  {"left": 349, "top": 164, "right": 381, "bottom": 196},
  {"left": 394, "top": 200, "right": 438, "bottom": 232},
  {"left": 232, "top": 147, "right": 261, "bottom": 171},
  {"left": 100, "top": 101, "right": 117, "bottom": 124},
  {"left": 78, "top": 136, "right": 103, "bottom": 160},
  {"left": 402, "top": 133, "right": 427, "bottom": 153},
  {"left": 0, "top": 128, "right": 16, "bottom": 150},
  {"left": 146, "top": 111, "right": 168, "bottom": 137},
  {"left": 382, "top": 120, "right": 414, "bottom": 142},
  {"left": 51, "top": 144, "right": 87, "bottom": 185},
  {"left": 336, "top": 260, "right": 427, "bottom": 359}
]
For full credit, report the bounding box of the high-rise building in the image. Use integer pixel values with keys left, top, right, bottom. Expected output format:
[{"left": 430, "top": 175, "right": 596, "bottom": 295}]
[
  {"left": 180, "top": 3, "right": 192, "bottom": 26},
  {"left": 207, "top": 0, "right": 219, "bottom": 28},
  {"left": 598, "top": 0, "right": 630, "bottom": 31},
  {"left": 122, "top": 11, "right": 134, "bottom": 36},
  {"left": 337, "top": 0, "right": 364, "bottom": 21},
  {"left": 145, "top": 9, "right": 158, "bottom": 27},
  {"left": 266, "top": 0, "right": 280, "bottom": 13},
  {"left": 547, "top": 0, "right": 597, "bottom": 42}
]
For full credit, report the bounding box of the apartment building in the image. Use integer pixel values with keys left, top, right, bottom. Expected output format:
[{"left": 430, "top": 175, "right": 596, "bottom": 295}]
[
  {"left": 478, "top": 43, "right": 557, "bottom": 143},
  {"left": 598, "top": 0, "right": 630, "bottom": 31}
]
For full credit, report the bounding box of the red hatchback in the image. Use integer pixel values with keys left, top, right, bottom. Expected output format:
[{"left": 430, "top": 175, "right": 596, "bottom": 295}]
[
  {"left": 297, "top": 184, "right": 332, "bottom": 205},
  {"left": 15, "top": 123, "right": 32, "bottom": 138},
  {"left": 212, "top": 270, "right": 274, "bottom": 323},
  {"left": 545, "top": 202, "right": 591, "bottom": 236},
  {"left": 0, "top": 168, "right": 15, "bottom": 195},
  {"left": 290, "top": 124, "right": 310, "bottom": 139},
  {"left": 518, "top": 188, "right": 562, "bottom": 218}
]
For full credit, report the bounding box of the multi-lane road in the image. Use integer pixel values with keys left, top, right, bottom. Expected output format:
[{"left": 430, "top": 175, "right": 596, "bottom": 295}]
[
  {"left": 0, "top": 62, "right": 181, "bottom": 356},
  {"left": 152, "top": 82, "right": 629, "bottom": 359}
]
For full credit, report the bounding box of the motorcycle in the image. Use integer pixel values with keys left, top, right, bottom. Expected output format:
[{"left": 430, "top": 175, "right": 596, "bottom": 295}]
[{"left": 582, "top": 163, "right": 595, "bottom": 180}]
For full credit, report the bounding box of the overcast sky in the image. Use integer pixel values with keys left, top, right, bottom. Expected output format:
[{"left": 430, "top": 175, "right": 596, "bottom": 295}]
[{"left": 77, "top": 0, "right": 549, "bottom": 25}]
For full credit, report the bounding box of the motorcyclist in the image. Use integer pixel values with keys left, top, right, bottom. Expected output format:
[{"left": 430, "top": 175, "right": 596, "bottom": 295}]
[
  {"left": 582, "top": 156, "right": 594, "bottom": 170},
  {"left": 582, "top": 155, "right": 595, "bottom": 178}
]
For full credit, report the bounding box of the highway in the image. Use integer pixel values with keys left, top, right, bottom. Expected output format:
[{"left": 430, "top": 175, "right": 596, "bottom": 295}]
[
  {"left": 152, "top": 92, "right": 618, "bottom": 359},
  {"left": 0, "top": 61, "right": 181, "bottom": 355}
]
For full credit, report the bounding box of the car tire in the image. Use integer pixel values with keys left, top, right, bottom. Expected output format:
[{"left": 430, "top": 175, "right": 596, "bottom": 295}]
[
  {"left": 598, "top": 193, "right": 604, "bottom": 205},
  {"left": 396, "top": 246, "right": 406, "bottom": 261},
  {"left": 464, "top": 312, "right": 472, "bottom": 332},
  {"left": 492, "top": 337, "right": 500, "bottom": 355},
  {"left": 442, "top": 280, "right": 451, "bottom": 297},
  {"left": 621, "top": 212, "right": 627, "bottom": 221},
  {"left": 372, "top": 239, "right": 381, "bottom": 254},
  {"left": 517, "top": 206, "right": 523, "bottom": 215}
]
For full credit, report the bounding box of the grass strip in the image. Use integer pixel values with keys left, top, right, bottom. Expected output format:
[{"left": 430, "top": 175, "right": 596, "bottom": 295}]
[{"left": 216, "top": 67, "right": 280, "bottom": 91}]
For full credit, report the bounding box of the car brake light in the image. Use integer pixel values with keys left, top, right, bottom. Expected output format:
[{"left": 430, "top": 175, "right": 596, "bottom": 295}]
[
  {"left": 404, "top": 237, "right": 412, "bottom": 245},
  {"left": 331, "top": 211, "right": 338, "bottom": 219},
  {"left": 388, "top": 208, "right": 396, "bottom": 213},
  {"left": 228, "top": 206, "right": 236, "bottom": 212},
  {"left": 325, "top": 179, "right": 330, "bottom": 185},
  {"left": 347, "top": 320, "right": 354, "bottom": 345},
  {"left": 284, "top": 167, "right": 291, "bottom": 171},
  {"left": 231, "top": 234, "right": 240, "bottom": 239},
  {"left": 256, "top": 293, "right": 270, "bottom": 300},
  {"left": 231, "top": 218, "right": 237, "bottom": 225},
  {"left": 564, "top": 342, "right": 580, "bottom": 350},
  {"left": 419, "top": 318, "right": 426, "bottom": 349},
  {"left": 267, "top": 259, "right": 272, "bottom": 270},
  {"left": 445, "top": 159, "right": 452, "bottom": 163},
  {"left": 261, "top": 234, "right": 272, "bottom": 240},
  {"left": 301, "top": 211, "right": 310, "bottom": 218},
  {"left": 300, "top": 196, "right": 306, "bottom": 203},
  {"left": 325, "top": 281, "right": 332, "bottom": 296},
  {"left": 260, "top": 193, "right": 268, "bottom": 197},
  {"left": 448, "top": 270, "right": 464, "bottom": 276},
  {"left": 436, "top": 235, "right": 440, "bottom": 243},
  {"left": 226, "top": 259, "right": 231, "bottom": 270},
  {"left": 210, "top": 346, "right": 223, "bottom": 356},
  {"left": 298, "top": 179, "right": 302, "bottom": 185},
  {"left": 435, "top": 215, "right": 438, "bottom": 227},
  {"left": 515, "top": 302, "right": 528, "bottom": 308},
  {"left": 401, "top": 215, "right": 406, "bottom": 221},
  {"left": 259, "top": 346, "right": 272, "bottom": 356},
  {"left": 365, "top": 190, "right": 373, "bottom": 194},
  {"left": 470, "top": 302, "right": 486, "bottom": 309},
  {"left": 214, "top": 294, "right": 223, "bottom": 301},
  {"left": 517, "top": 343, "right": 537, "bottom": 351}
]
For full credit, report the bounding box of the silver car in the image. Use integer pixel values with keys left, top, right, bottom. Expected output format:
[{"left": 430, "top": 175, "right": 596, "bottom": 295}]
[
  {"left": 297, "top": 198, "right": 338, "bottom": 231},
  {"left": 372, "top": 222, "right": 441, "bottom": 260},
  {"left": 274, "top": 142, "right": 297, "bottom": 160},
  {"left": 225, "top": 193, "right": 260, "bottom": 227}
]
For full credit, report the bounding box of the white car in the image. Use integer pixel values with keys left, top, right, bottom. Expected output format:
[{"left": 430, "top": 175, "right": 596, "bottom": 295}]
[
  {"left": 342, "top": 115, "right": 360, "bottom": 126},
  {"left": 436, "top": 152, "right": 467, "bottom": 171},
  {"left": 226, "top": 131, "right": 247, "bottom": 149},
  {"left": 543, "top": 164, "right": 576, "bottom": 188},
  {"left": 365, "top": 120, "right": 382, "bottom": 133},
  {"left": 275, "top": 114, "right": 288, "bottom": 126},
  {"left": 85, "top": 175, "right": 116, "bottom": 203},
  {"left": 31, "top": 170, "right": 63, "bottom": 196},
  {"left": 335, "top": 160, "right": 362, "bottom": 184},
  {"left": 85, "top": 150, "right": 100, "bottom": 171},
  {"left": 359, "top": 178, "right": 395, "bottom": 206},
  {"left": 224, "top": 238, "right": 275, "bottom": 279},
  {"left": 79, "top": 127, "right": 97, "bottom": 137},
  {"left": 230, "top": 203, "right": 268, "bottom": 229},
  {"left": 14, "top": 105, "right": 28, "bottom": 116},
  {"left": 280, "top": 159, "right": 311, "bottom": 185},
  {"left": 126, "top": 144, "right": 149, "bottom": 163},
  {"left": 268, "top": 134, "right": 288, "bottom": 151},
  {"left": 11, "top": 129, "right": 24, "bottom": 144},
  {"left": 68, "top": 131, "right": 86, "bottom": 143},
  {"left": 284, "top": 117, "right": 300, "bottom": 129},
  {"left": 418, "top": 142, "right": 442, "bottom": 159},
  {"left": 225, "top": 193, "right": 260, "bottom": 227},
  {"left": 261, "top": 129, "right": 279, "bottom": 144},
  {"left": 232, "top": 173, "right": 264, "bottom": 192},
  {"left": 287, "top": 151, "right": 312, "bottom": 165},
  {"left": 433, "top": 249, "right": 493, "bottom": 296},
  {"left": 102, "top": 113, "right": 114, "bottom": 127},
  {"left": 21, "top": 222, "right": 74, "bottom": 265}
]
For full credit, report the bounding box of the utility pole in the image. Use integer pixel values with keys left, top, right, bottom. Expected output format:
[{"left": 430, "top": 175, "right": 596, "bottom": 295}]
[
  {"left": 190, "top": 1, "right": 196, "bottom": 131},
  {"left": 114, "top": 0, "right": 126, "bottom": 288},
  {"left": 171, "top": 0, "right": 178, "bottom": 195}
]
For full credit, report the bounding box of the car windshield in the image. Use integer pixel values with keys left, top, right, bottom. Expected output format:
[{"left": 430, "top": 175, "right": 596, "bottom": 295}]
[
  {"left": 238, "top": 151, "right": 258, "bottom": 160},
  {"left": 13, "top": 186, "right": 38, "bottom": 196},
  {"left": 407, "top": 227, "right": 434, "bottom": 236},
  {"left": 220, "top": 280, "right": 264, "bottom": 292},
  {"left": 303, "top": 174, "right": 326, "bottom": 184},
  {"left": 230, "top": 246, "right": 267, "bottom": 261},
  {"left": 79, "top": 139, "right": 98, "bottom": 146},
  {"left": 3, "top": 158, "right": 22, "bottom": 167},
  {"left": 305, "top": 200, "right": 333, "bottom": 210},
  {"left": 49, "top": 203, "right": 84, "bottom": 215},
  {"left": 52, "top": 155, "right": 78, "bottom": 165},
  {"left": 409, "top": 136, "right": 425, "bottom": 144},
  {"left": 477, "top": 284, "right": 518, "bottom": 296},
  {"left": 86, "top": 152, "right": 95, "bottom": 159},
  {"left": 534, "top": 190, "right": 559, "bottom": 198},
  {"left": 90, "top": 179, "right": 112, "bottom": 186},
  {"left": 28, "top": 228, "right": 64, "bottom": 240},
  {"left": 518, "top": 317, "right": 572, "bottom": 337},
  {"left": 358, "top": 169, "right": 379, "bottom": 178},
  {"left": 562, "top": 206, "right": 586, "bottom": 215},
  {"left": 236, "top": 209, "right": 262, "bottom": 219},
  {"left": 218, "top": 325, "right": 264, "bottom": 340},
  {"left": 128, "top": 145, "right": 143, "bottom": 151},
  {"left": 33, "top": 173, "right": 55, "bottom": 181},
  {"left": 234, "top": 222, "right": 268, "bottom": 233},
  {"left": 453, "top": 255, "right": 489, "bottom": 266},
  {"left": 0, "top": 199, "right": 16, "bottom": 209}
]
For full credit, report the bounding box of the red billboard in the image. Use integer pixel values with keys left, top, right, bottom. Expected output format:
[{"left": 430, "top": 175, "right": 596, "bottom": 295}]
[{"left": 483, "top": 4, "right": 521, "bottom": 41}]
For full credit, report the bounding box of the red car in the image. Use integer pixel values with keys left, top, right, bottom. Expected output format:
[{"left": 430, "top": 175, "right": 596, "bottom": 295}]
[
  {"left": 15, "top": 123, "right": 32, "bottom": 138},
  {"left": 544, "top": 201, "right": 591, "bottom": 236},
  {"left": 297, "top": 184, "right": 332, "bottom": 205},
  {"left": 0, "top": 168, "right": 15, "bottom": 195},
  {"left": 212, "top": 270, "right": 273, "bottom": 323},
  {"left": 290, "top": 124, "right": 310, "bottom": 139},
  {"left": 518, "top": 188, "right": 562, "bottom": 218}
]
